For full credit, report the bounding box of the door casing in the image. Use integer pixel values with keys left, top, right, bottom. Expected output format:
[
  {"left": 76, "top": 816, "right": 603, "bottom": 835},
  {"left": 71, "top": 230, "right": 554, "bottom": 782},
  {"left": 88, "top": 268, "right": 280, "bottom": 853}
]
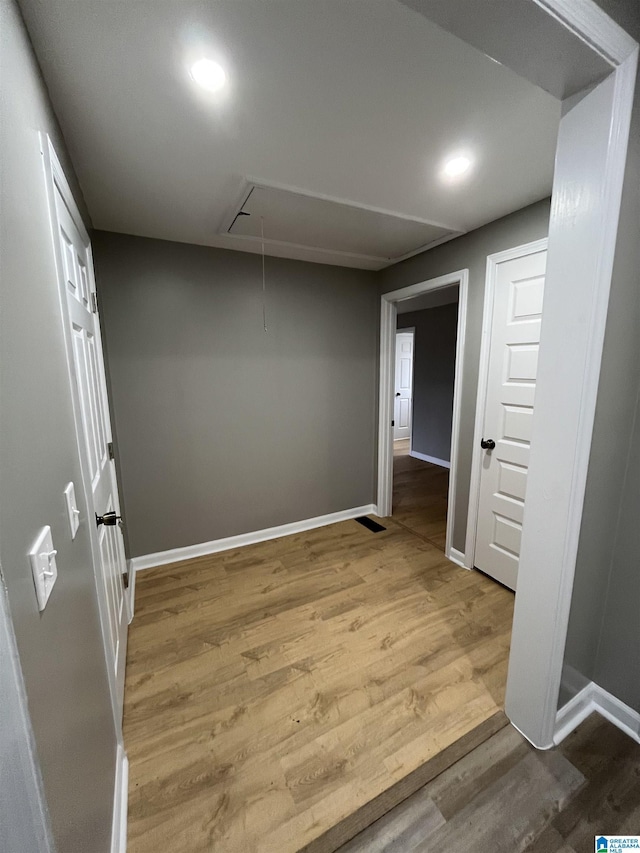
[{"left": 378, "top": 269, "right": 469, "bottom": 568}]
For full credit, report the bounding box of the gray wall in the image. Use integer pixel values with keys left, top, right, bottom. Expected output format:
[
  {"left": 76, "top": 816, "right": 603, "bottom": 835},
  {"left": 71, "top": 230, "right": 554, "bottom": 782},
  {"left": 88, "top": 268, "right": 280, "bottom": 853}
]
[
  {"left": 0, "top": 1, "right": 117, "bottom": 850},
  {"left": 397, "top": 301, "right": 458, "bottom": 463},
  {"left": 380, "top": 198, "right": 551, "bottom": 553},
  {"left": 0, "top": 571, "right": 54, "bottom": 853},
  {"left": 93, "top": 231, "right": 379, "bottom": 558},
  {"left": 561, "top": 0, "right": 640, "bottom": 712}
]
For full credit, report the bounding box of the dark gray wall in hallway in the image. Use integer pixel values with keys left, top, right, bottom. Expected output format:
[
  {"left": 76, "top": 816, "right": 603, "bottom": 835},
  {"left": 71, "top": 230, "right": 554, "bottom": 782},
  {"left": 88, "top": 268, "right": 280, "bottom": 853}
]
[
  {"left": 0, "top": 0, "right": 117, "bottom": 850},
  {"left": 94, "top": 231, "right": 379, "bottom": 558},
  {"left": 397, "top": 301, "right": 458, "bottom": 463},
  {"left": 380, "top": 198, "right": 551, "bottom": 554}
]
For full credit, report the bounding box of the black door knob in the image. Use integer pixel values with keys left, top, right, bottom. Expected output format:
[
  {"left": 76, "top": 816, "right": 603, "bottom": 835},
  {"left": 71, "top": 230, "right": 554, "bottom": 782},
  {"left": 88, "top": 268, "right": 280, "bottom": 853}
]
[
  {"left": 96, "top": 511, "right": 122, "bottom": 527},
  {"left": 480, "top": 438, "right": 496, "bottom": 450}
]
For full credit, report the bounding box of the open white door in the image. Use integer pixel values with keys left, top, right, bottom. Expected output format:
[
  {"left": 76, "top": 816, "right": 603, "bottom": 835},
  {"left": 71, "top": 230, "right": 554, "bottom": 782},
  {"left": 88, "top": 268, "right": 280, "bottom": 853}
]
[
  {"left": 394, "top": 332, "right": 414, "bottom": 440},
  {"left": 473, "top": 244, "right": 547, "bottom": 591},
  {"left": 44, "top": 139, "right": 128, "bottom": 726}
]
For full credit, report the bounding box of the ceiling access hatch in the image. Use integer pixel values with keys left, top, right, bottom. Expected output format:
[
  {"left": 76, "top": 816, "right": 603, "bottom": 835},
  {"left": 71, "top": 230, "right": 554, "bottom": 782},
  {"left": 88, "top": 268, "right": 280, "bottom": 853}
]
[{"left": 222, "top": 182, "right": 462, "bottom": 268}]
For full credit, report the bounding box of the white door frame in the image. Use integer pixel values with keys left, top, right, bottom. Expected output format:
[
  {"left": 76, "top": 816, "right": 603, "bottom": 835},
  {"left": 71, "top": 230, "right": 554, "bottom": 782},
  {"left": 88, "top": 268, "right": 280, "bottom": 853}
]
[
  {"left": 40, "top": 135, "right": 130, "bottom": 742},
  {"left": 378, "top": 270, "right": 468, "bottom": 567},
  {"left": 404, "top": 1, "right": 637, "bottom": 750},
  {"left": 464, "top": 238, "right": 548, "bottom": 568}
]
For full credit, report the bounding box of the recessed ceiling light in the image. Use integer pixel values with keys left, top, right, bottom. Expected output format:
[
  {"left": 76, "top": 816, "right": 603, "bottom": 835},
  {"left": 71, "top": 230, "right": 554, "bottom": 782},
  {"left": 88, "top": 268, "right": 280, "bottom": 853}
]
[
  {"left": 442, "top": 155, "right": 473, "bottom": 179},
  {"left": 190, "top": 59, "right": 226, "bottom": 92}
]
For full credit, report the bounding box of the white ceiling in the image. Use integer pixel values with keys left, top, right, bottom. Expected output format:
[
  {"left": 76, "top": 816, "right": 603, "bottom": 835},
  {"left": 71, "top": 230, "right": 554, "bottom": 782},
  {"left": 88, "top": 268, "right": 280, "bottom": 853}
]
[{"left": 20, "top": 0, "right": 561, "bottom": 269}]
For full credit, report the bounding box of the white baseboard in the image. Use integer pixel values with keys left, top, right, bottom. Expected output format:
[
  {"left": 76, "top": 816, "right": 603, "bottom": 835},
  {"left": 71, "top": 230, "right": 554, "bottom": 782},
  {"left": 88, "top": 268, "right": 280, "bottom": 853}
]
[
  {"left": 594, "top": 685, "right": 640, "bottom": 743},
  {"left": 110, "top": 744, "right": 128, "bottom": 853},
  {"left": 131, "top": 504, "right": 378, "bottom": 572},
  {"left": 447, "top": 546, "right": 469, "bottom": 569},
  {"left": 126, "top": 560, "right": 135, "bottom": 622},
  {"left": 410, "top": 450, "right": 451, "bottom": 469},
  {"left": 554, "top": 681, "right": 640, "bottom": 746}
]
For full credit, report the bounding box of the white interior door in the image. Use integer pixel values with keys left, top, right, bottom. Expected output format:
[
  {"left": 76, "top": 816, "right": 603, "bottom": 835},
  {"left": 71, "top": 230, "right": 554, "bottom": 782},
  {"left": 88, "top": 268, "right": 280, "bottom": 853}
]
[
  {"left": 474, "top": 248, "right": 547, "bottom": 590},
  {"left": 394, "top": 332, "right": 414, "bottom": 440},
  {"left": 53, "top": 185, "right": 128, "bottom": 722}
]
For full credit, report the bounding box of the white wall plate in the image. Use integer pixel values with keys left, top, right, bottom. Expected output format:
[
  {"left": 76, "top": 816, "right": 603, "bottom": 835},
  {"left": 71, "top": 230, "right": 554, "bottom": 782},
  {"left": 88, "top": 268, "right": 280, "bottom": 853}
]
[
  {"left": 64, "top": 481, "right": 80, "bottom": 539},
  {"left": 28, "top": 525, "right": 58, "bottom": 611}
]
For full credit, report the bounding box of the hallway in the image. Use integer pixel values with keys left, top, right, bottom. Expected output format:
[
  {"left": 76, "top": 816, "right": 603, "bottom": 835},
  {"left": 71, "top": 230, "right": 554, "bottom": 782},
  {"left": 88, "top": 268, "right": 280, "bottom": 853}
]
[{"left": 392, "top": 440, "right": 449, "bottom": 552}]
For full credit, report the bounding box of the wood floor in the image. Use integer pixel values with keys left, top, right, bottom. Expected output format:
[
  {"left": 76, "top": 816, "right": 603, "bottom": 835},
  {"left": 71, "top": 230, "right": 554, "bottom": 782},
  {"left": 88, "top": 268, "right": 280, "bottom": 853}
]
[
  {"left": 336, "top": 712, "right": 640, "bottom": 853},
  {"left": 392, "top": 439, "right": 449, "bottom": 551},
  {"left": 124, "top": 450, "right": 513, "bottom": 852}
]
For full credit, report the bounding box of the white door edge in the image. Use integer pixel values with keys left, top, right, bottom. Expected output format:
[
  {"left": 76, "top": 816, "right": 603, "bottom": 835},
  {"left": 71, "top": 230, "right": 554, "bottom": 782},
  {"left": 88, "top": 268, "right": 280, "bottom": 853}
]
[{"left": 377, "top": 270, "right": 468, "bottom": 567}]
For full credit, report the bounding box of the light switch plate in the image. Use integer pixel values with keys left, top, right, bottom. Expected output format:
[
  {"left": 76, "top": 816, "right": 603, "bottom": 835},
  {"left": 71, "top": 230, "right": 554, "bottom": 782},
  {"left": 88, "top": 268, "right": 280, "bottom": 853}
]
[
  {"left": 64, "top": 482, "right": 80, "bottom": 539},
  {"left": 28, "top": 526, "right": 58, "bottom": 611}
]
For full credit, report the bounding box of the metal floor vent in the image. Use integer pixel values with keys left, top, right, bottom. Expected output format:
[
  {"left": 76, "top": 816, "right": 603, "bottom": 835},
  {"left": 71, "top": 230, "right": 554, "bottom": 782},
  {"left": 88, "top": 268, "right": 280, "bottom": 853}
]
[{"left": 354, "top": 516, "right": 386, "bottom": 533}]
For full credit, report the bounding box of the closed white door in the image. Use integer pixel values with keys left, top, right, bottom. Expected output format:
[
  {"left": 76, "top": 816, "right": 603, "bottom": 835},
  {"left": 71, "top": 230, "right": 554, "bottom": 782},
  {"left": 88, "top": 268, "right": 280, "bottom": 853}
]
[
  {"left": 394, "top": 332, "right": 414, "bottom": 440},
  {"left": 474, "top": 248, "right": 547, "bottom": 590},
  {"left": 53, "top": 186, "right": 128, "bottom": 720}
]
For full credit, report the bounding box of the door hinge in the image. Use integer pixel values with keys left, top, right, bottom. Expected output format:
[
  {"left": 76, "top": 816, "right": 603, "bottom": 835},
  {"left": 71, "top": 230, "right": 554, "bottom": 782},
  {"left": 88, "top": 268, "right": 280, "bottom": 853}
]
[
  {"left": 91, "top": 291, "right": 98, "bottom": 313},
  {"left": 391, "top": 420, "right": 395, "bottom": 427},
  {"left": 107, "top": 441, "right": 115, "bottom": 460}
]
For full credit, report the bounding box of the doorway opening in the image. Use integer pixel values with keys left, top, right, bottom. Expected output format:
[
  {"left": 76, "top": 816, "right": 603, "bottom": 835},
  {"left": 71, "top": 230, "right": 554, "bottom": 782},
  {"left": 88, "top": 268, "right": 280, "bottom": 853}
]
[
  {"left": 378, "top": 270, "right": 468, "bottom": 567},
  {"left": 393, "top": 286, "right": 459, "bottom": 554}
]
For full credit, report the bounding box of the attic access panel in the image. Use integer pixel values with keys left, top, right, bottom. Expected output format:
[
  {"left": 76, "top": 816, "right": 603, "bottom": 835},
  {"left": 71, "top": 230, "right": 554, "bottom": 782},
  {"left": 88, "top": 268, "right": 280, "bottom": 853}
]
[{"left": 225, "top": 183, "right": 459, "bottom": 263}]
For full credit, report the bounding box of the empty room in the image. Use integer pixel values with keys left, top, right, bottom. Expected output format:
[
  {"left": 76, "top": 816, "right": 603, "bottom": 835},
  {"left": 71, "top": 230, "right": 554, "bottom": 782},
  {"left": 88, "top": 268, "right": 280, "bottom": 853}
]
[{"left": 2, "top": 2, "right": 640, "bottom": 853}]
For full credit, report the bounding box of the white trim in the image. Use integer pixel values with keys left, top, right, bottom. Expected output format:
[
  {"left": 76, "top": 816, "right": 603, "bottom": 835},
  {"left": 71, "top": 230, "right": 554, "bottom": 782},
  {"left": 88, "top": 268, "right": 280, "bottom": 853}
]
[
  {"left": 110, "top": 745, "right": 128, "bottom": 853},
  {"left": 447, "top": 547, "right": 468, "bottom": 570},
  {"left": 378, "top": 273, "right": 467, "bottom": 548},
  {"left": 554, "top": 683, "right": 594, "bottom": 745},
  {"left": 446, "top": 275, "right": 467, "bottom": 566},
  {"left": 377, "top": 295, "right": 397, "bottom": 517},
  {"left": 554, "top": 682, "right": 640, "bottom": 746},
  {"left": 410, "top": 450, "right": 450, "bottom": 469},
  {"left": 533, "top": 0, "right": 637, "bottom": 66},
  {"left": 126, "top": 560, "right": 135, "bottom": 623},
  {"left": 593, "top": 685, "right": 640, "bottom": 744},
  {"left": 465, "top": 238, "right": 548, "bottom": 568},
  {"left": 132, "top": 504, "right": 378, "bottom": 572}
]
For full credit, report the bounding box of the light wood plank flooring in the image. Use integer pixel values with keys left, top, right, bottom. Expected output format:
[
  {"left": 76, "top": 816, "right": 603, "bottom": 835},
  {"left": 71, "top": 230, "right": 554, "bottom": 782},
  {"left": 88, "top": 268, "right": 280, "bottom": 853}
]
[
  {"left": 124, "top": 463, "right": 513, "bottom": 852},
  {"left": 336, "top": 712, "right": 640, "bottom": 853},
  {"left": 393, "top": 439, "right": 449, "bottom": 551}
]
